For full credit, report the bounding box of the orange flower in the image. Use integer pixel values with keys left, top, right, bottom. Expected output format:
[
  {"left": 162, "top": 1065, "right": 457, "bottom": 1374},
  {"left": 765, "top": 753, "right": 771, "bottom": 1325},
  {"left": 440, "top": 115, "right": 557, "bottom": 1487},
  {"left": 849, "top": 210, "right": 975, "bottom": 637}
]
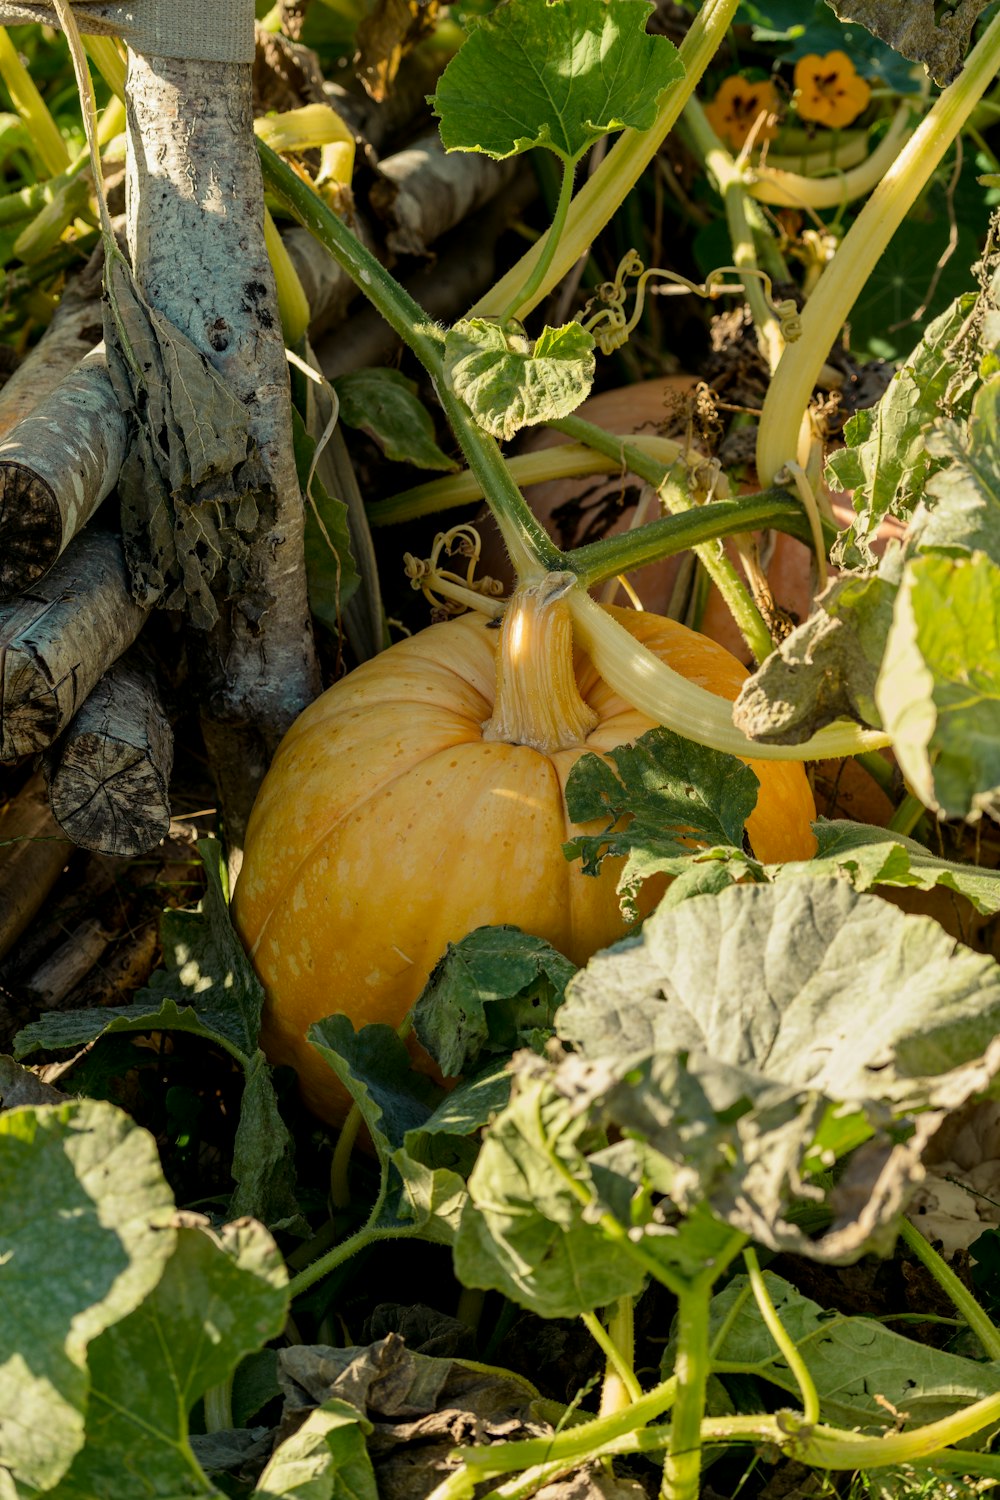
[
  {"left": 705, "top": 75, "right": 780, "bottom": 151},
  {"left": 793, "top": 51, "right": 871, "bottom": 129}
]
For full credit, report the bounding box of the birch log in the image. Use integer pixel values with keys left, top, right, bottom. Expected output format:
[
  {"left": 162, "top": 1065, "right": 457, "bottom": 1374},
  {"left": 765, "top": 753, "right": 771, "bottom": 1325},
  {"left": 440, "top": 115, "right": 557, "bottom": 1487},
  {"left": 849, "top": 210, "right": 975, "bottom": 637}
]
[
  {"left": 0, "top": 346, "right": 125, "bottom": 598},
  {"left": 0, "top": 529, "right": 148, "bottom": 761},
  {"left": 370, "top": 130, "right": 520, "bottom": 257},
  {"left": 44, "top": 656, "right": 173, "bottom": 856},
  {"left": 0, "top": 246, "right": 104, "bottom": 439},
  {"left": 122, "top": 47, "right": 319, "bottom": 839}
]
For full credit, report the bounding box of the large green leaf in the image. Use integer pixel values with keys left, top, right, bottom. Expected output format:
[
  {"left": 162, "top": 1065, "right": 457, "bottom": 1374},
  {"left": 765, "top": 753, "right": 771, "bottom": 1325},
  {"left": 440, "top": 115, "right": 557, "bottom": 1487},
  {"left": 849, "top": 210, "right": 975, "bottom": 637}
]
[
  {"left": 557, "top": 879, "right": 1000, "bottom": 1258},
  {"left": 49, "top": 1217, "right": 288, "bottom": 1500},
  {"left": 444, "top": 319, "right": 595, "bottom": 441},
  {"left": 710, "top": 1270, "right": 1000, "bottom": 1440},
  {"left": 0, "top": 1101, "right": 176, "bottom": 1496},
  {"left": 876, "top": 550, "right": 1000, "bottom": 818},
  {"left": 913, "top": 376, "right": 1000, "bottom": 561},
  {"left": 412, "top": 925, "right": 574, "bottom": 1078},
  {"left": 430, "top": 0, "right": 683, "bottom": 163}
]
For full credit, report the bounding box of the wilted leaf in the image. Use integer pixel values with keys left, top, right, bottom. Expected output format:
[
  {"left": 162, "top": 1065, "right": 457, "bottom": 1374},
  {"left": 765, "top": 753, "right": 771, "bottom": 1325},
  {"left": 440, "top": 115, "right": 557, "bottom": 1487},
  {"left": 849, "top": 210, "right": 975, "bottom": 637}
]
[
  {"left": 557, "top": 879, "right": 1000, "bottom": 1258},
  {"left": 292, "top": 408, "right": 361, "bottom": 638},
  {"left": 823, "top": 0, "right": 991, "bottom": 84},
  {"left": 876, "top": 550, "right": 1000, "bottom": 818},
  {"left": 0, "top": 1100, "right": 177, "bottom": 1495},
  {"left": 412, "top": 926, "right": 574, "bottom": 1078},
  {"left": 431, "top": 0, "right": 683, "bottom": 162},
  {"left": 49, "top": 1216, "right": 288, "bottom": 1500},
  {"left": 444, "top": 319, "right": 595, "bottom": 440},
  {"left": 334, "top": 369, "right": 457, "bottom": 472}
]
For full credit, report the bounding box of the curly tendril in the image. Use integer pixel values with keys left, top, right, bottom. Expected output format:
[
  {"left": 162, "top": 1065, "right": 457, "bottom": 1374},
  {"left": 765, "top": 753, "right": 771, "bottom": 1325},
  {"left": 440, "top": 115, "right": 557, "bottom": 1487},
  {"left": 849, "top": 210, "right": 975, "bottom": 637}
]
[{"left": 403, "top": 524, "right": 506, "bottom": 620}]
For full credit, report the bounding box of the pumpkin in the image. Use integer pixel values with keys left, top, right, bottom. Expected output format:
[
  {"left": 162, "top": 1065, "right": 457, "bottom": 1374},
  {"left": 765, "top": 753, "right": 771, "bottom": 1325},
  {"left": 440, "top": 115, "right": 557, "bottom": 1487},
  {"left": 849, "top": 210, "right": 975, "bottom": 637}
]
[{"left": 232, "top": 579, "right": 817, "bottom": 1125}]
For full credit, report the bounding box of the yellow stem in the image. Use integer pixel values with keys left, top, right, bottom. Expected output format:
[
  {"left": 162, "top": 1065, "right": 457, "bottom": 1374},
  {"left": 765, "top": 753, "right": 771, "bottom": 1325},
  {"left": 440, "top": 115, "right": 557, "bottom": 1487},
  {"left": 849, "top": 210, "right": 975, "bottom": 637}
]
[{"left": 483, "top": 574, "right": 599, "bottom": 752}]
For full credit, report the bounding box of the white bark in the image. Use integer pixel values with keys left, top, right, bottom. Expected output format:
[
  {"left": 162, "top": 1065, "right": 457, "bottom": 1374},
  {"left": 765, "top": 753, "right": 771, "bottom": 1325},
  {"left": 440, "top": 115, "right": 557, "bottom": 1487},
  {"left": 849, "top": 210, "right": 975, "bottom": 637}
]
[
  {"left": 0, "top": 347, "right": 125, "bottom": 598},
  {"left": 123, "top": 49, "right": 318, "bottom": 762}
]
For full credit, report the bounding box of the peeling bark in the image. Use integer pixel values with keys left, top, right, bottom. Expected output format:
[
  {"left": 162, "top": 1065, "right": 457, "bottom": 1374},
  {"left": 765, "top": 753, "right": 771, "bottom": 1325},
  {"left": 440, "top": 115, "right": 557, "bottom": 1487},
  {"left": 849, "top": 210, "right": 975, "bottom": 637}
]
[
  {"left": 371, "top": 129, "right": 519, "bottom": 257},
  {"left": 0, "top": 529, "right": 148, "bottom": 761},
  {"left": 122, "top": 50, "right": 319, "bottom": 800},
  {"left": 0, "top": 346, "right": 126, "bottom": 598},
  {"left": 44, "top": 655, "right": 173, "bottom": 856},
  {"left": 0, "top": 770, "right": 71, "bottom": 963}
]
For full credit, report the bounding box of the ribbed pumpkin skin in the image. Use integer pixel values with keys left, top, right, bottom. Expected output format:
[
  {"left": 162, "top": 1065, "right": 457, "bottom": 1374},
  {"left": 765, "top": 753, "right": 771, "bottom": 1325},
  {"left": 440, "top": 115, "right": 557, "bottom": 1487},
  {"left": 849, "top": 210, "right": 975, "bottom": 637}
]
[{"left": 232, "top": 606, "right": 817, "bottom": 1124}]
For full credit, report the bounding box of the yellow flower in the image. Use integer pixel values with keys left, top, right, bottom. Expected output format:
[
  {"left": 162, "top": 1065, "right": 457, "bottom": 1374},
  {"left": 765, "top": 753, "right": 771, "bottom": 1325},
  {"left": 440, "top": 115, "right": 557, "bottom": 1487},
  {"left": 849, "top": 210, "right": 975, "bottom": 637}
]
[
  {"left": 793, "top": 51, "right": 871, "bottom": 129},
  {"left": 705, "top": 75, "right": 780, "bottom": 151}
]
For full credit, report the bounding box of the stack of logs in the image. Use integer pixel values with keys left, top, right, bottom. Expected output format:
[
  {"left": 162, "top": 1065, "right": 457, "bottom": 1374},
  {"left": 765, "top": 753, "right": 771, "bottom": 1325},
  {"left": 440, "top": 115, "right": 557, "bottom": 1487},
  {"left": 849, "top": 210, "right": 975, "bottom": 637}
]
[{"left": 0, "top": 50, "right": 530, "bottom": 960}]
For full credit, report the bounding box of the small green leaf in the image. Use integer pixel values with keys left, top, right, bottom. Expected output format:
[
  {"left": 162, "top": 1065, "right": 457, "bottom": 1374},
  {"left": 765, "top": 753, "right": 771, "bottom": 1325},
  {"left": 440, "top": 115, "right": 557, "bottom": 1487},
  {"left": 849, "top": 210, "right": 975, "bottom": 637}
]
[
  {"left": 876, "top": 550, "right": 1000, "bottom": 818},
  {"left": 827, "top": 294, "right": 977, "bottom": 565},
  {"left": 333, "top": 369, "right": 458, "bottom": 472},
  {"left": 253, "top": 1398, "right": 376, "bottom": 1499},
  {"left": 412, "top": 925, "right": 575, "bottom": 1078},
  {"left": 444, "top": 318, "right": 595, "bottom": 440},
  {"left": 49, "top": 1217, "right": 288, "bottom": 1500},
  {"left": 563, "top": 727, "right": 759, "bottom": 916},
  {"left": 0, "top": 1100, "right": 177, "bottom": 1495},
  {"left": 293, "top": 408, "right": 361, "bottom": 637},
  {"left": 431, "top": 0, "right": 683, "bottom": 163},
  {"left": 914, "top": 375, "right": 1000, "bottom": 560}
]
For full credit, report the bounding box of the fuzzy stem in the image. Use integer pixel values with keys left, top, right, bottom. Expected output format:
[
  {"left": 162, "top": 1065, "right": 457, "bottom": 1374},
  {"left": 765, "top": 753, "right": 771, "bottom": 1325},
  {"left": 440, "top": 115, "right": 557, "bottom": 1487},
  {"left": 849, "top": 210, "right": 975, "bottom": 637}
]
[
  {"left": 757, "top": 9, "right": 1000, "bottom": 484},
  {"left": 660, "top": 1279, "right": 713, "bottom": 1500},
  {"left": 471, "top": 0, "right": 742, "bottom": 320},
  {"left": 897, "top": 1217, "right": 1000, "bottom": 1361},
  {"left": 483, "top": 574, "right": 599, "bottom": 751},
  {"left": 583, "top": 1301, "right": 642, "bottom": 1415},
  {"left": 501, "top": 154, "right": 577, "bottom": 324}
]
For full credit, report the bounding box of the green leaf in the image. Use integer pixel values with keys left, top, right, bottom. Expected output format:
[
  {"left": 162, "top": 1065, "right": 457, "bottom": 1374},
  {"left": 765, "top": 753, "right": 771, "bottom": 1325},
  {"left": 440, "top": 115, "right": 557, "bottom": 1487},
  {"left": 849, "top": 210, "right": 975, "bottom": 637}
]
[
  {"left": 454, "top": 1071, "right": 648, "bottom": 1318},
  {"left": 562, "top": 727, "right": 759, "bottom": 915},
  {"left": 779, "top": 819, "right": 1000, "bottom": 914},
  {"left": 333, "top": 369, "right": 457, "bottom": 472},
  {"left": 49, "top": 1217, "right": 288, "bottom": 1500},
  {"left": 430, "top": 0, "right": 683, "bottom": 163},
  {"left": 254, "top": 1398, "right": 375, "bottom": 1499},
  {"left": 412, "top": 926, "right": 575, "bottom": 1078},
  {"left": 444, "top": 318, "right": 595, "bottom": 440},
  {"left": 0, "top": 1100, "right": 177, "bottom": 1496},
  {"left": 557, "top": 879, "right": 1000, "bottom": 1259},
  {"left": 913, "top": 375, "right": 1000, "bottom": 560},
  {"left": 733, "top": 568, "right": 897, "bottom": 744},
  {"left": 293, "top": 408, "right": 361, "bottom": 638},
  {"left": 231, "top": 1051, "right": 308, "bottom": 1233},
  {"left": 876, "top": 550, "right": 1000, "bottom": 818},
  {"left": 827, "top": 294, "right": 977, "bottom": 566},
  {"left": 710, "top": 1270, "right": 1000, "bottom": 1439}
]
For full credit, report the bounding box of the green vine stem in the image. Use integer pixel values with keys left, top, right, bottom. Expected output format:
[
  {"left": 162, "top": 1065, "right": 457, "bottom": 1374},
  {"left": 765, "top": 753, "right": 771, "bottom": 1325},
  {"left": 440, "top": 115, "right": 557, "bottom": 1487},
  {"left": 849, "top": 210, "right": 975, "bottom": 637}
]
[
  {"left": 743, "top": 1249, "right": 819, "bottom": 1425},
  {"left": 659, "top": 1276, "right": 714, "bottom": 1500},
  {"left": 471, "top": 0, "right": 742, "bottom": 320},
  {"left": 897, "top": 1217, "right": 1000, "bottom": 1361},
  {"left": 584, "top": 1299, "right": 642, "bottom": 1414},
  {"left": 553, "top": 413, "right": 775, "bottom": 662},
  {"left": 679, "top": 99, "right": 785, "bottom": 371},
  {"left": 756, "top": 7, "right": 1000, "bottom": 485},
  {"left": 502, "top": 154, "right": 577, "bottom": 324}
]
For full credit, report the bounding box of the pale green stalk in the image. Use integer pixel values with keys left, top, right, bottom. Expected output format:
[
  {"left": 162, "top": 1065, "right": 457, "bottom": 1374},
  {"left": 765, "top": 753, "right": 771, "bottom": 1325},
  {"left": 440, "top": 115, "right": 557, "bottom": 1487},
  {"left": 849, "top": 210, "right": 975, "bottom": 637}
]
[
  {"left": 749, "top": 104, "right": 915, "bottom": 210},
  {"left": 743, "top": 1249, "right": 819, "bottom": 1425},
  {"left": 471, "top": 0, "right": 741, "bottom": 319},
  {"left": 757, "top": 9, "right": 1000, "bottom": 484},
  {"left": 660, "top": 1280, "right": 713, "bottom": 1500},
  {"left": 0, "top": 27, "right": 69, "bottom": 176},
  {"left": 897, "top": 1218, "right": 1000, "bottom": 1361},
  {"left": 584, "top": 1300, "right": 642, "bottom": 1413},
  {"left": 502, "top": 155, "right": 577, "bottom": 323}
]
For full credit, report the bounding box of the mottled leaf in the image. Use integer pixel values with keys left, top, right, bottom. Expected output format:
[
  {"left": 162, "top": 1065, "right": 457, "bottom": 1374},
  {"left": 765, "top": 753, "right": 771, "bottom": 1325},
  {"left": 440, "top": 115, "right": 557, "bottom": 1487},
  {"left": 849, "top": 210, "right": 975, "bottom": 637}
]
[
  {"left": 0, "top": 1100, "right": 176, "bottom": 1495},
  {"left": 913, "top": 375, "right": 1000, "bottom": 561},
  {"left": 823, "top": 0, "right": 990, "bottom": 84},
  {"left": 444, "top": 318, "right": 595, "bottom": 440},
  {"left": 431, "top": 0, "right": 683, "bottom": 163}
]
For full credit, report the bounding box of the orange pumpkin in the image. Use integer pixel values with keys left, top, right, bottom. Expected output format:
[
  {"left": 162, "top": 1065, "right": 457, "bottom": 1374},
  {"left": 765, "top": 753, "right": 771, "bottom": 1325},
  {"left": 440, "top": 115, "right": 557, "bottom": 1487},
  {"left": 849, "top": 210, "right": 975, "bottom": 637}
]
[{"left": 233, "top": 583, "right": 817, "bottom": 1125}]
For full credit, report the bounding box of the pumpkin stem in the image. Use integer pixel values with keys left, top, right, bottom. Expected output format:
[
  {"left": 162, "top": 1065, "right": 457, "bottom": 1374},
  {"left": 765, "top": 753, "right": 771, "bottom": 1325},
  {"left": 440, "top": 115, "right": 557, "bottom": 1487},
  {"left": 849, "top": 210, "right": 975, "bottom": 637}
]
[{"left": 483, "top": 572, "right": 599, "bottom": 753}]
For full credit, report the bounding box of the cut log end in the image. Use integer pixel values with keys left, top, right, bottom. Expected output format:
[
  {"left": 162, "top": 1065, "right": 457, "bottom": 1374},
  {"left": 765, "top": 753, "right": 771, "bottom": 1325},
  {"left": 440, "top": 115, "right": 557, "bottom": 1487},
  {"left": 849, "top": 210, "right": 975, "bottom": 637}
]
[{"left": 0, "top": 463, "right": 60, "bottom": 597}]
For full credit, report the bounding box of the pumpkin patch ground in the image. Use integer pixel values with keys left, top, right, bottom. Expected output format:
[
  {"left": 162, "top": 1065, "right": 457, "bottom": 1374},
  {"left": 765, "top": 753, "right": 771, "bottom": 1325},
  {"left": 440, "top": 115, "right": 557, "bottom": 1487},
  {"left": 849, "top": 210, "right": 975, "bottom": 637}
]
[{"left": 6, "top": 3, "right": 1000, "bottom": 1498}]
